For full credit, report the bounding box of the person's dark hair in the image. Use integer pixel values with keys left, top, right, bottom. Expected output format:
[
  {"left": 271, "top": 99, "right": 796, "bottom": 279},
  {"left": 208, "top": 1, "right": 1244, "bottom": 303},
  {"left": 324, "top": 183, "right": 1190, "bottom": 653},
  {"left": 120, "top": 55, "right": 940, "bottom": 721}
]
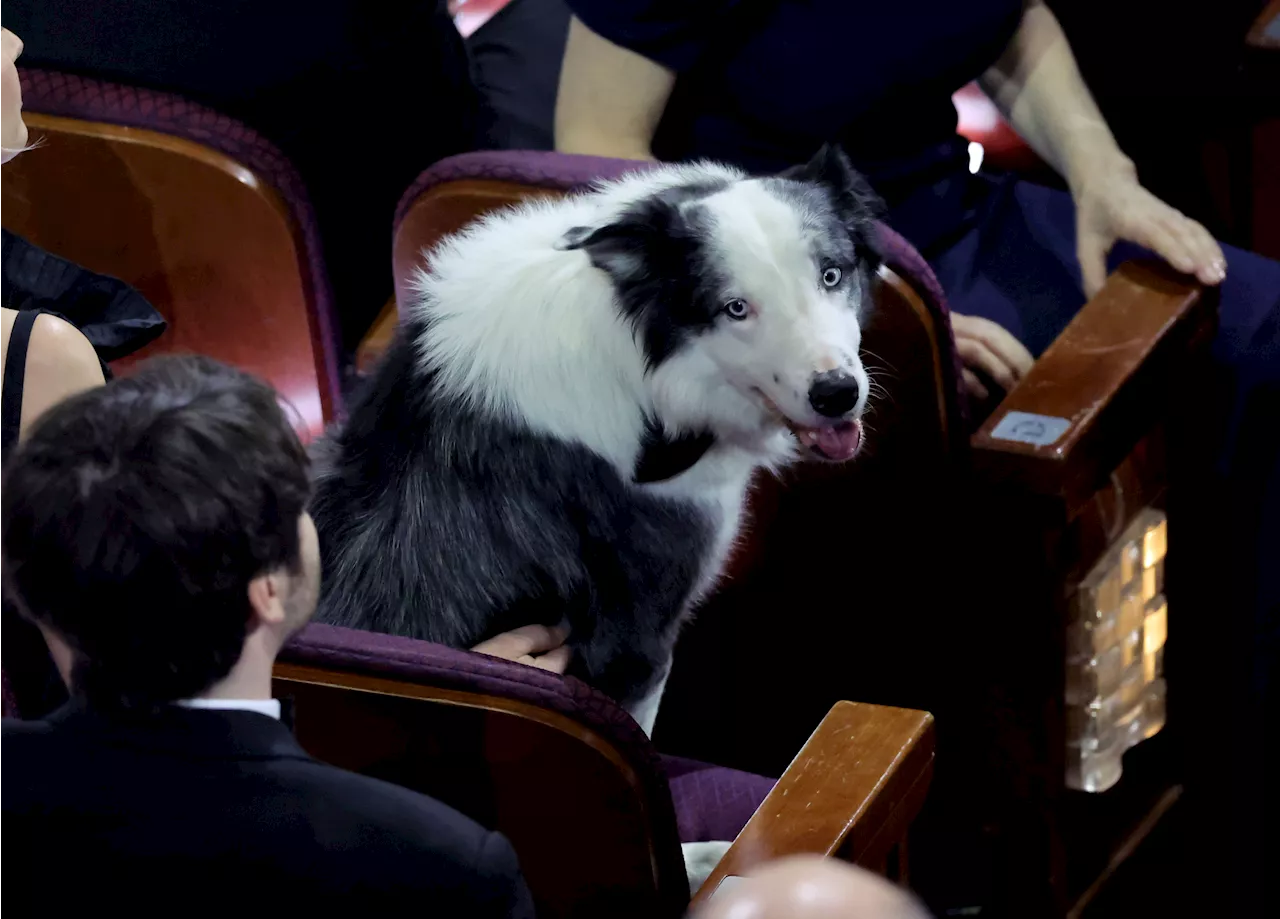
[{"left": 1, "top": 355, "right": 311, "bottom": 711}]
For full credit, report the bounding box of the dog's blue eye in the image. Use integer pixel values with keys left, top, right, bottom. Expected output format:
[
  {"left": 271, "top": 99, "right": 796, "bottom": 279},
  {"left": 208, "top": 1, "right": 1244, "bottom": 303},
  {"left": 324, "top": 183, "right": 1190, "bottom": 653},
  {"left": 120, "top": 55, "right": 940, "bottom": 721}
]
[
  {"left": 723, "top": 299, "right": 750, "bottom": 320},
  {"left": 822, "top": 266, "right": 842, "bottom": 288}
]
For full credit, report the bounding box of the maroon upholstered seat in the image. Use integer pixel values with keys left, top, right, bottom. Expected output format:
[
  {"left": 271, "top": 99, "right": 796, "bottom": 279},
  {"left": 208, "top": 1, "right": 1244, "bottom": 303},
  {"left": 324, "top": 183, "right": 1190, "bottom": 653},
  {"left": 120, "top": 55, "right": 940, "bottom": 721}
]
[
  {"left": 387, "top": 150, "right": 968, "bottom": 438},
  {"left": 371, "top": 149, "right": 1215, "bottom": 917},
  {"left": 660, "top": 754, "right": 776, "bottom": 844},
  {"left": 275, "top": 623, "right": 935, "bottom": 919},
  {"left": 391, "top": 151, "right": 965, "bottom": 412},
  {"left": 280, "top": 623, "right": 773, "bottom": 845}
]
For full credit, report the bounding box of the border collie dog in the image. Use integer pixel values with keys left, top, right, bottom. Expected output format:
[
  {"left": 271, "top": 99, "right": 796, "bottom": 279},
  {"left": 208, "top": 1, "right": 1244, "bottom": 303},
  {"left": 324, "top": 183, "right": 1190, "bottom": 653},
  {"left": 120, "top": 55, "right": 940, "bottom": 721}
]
[{"left": 311, "top": 145, "right": 880, "bottom": 734}]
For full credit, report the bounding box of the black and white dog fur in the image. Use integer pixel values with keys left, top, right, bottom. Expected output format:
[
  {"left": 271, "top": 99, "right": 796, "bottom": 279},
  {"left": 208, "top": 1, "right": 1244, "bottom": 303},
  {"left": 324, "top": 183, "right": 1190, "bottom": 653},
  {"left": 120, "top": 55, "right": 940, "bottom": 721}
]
[{"left": 311, "top": 145, "right": 881, "bottom": 736}]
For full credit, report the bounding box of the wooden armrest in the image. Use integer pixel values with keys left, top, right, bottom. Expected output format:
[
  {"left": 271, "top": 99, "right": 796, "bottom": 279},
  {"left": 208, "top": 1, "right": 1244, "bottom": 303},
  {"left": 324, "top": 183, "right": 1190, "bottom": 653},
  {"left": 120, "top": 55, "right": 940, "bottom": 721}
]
[
  {"left": 355, "top": 296, "right": 401, "bottom": 376},
  {"left": 1248, "top": 0, "right": 1280, "bottom": 50},
  {"left": 970, "top": 260, "right": 1216, "bottom": 507},
  {"left": 690, "top": 701, "right": 935, "bottom": 908}
]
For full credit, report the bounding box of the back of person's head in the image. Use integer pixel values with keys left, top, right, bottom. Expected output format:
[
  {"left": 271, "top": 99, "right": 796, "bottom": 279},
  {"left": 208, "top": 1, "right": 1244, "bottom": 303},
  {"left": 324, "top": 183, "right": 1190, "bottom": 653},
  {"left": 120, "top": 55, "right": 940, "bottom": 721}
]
[
  {"left": 1, "top": 355, "right": 313, "bottom": 711},
  {"left": 693, "top": 856, "right": 933, "bottom": 919}
]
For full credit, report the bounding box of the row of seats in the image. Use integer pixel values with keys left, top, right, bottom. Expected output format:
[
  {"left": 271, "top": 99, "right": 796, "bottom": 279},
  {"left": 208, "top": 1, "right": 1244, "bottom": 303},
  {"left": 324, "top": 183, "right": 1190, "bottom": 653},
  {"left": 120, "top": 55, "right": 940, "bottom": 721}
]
[
  {"left": 0, "top": 66, "right": 1217, "bottom": 917},
  {"left": 0, "top": 79, "right": 940, "bottom": 913},
  {"left": 2, "top": 69, "right": 343, "bottom": 437}
]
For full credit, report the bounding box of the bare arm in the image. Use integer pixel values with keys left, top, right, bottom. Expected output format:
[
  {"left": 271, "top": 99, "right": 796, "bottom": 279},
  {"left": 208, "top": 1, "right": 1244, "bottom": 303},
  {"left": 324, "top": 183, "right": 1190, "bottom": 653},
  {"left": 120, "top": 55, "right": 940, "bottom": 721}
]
[
  {"left": 977, "top": 1, "right": 1125, "bottom": 193},
  {"left": 20, "top": 313, "right": 105, "bottom": 438},
  {"left": 553, "top": 15, "right": 672, "bottom": 160},
  {"left": 978, "top": 1, "right": 1224, "bottom": 295}
]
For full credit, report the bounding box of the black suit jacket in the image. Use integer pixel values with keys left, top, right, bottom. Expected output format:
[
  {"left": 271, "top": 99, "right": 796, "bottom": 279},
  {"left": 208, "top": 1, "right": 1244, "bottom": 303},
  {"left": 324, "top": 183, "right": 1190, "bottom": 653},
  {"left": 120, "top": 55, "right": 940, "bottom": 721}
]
[
  {"left": 2, "top": 704, "right": 535, "bottom": 916},
  {"left": 3, "top": 0, "right": 486, "bottom": 352}
]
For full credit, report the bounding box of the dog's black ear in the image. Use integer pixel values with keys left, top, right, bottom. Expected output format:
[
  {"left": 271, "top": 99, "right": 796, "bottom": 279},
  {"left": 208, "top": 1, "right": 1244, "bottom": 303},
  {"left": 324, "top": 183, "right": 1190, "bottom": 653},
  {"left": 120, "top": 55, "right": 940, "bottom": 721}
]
[
  {"left": 781, "top": 143, "right": 883, "bottom": 231},
  {"left": 557, "top": 203, "right": 680, "bottom": 280},
  {"left": 780, "top": 142, "right": 853, "bottom": 189},
  {"left": 558, "top": 225, "right": 603, "bottom": 250},
  {"left": 557, "top": 220, "right": 649, "bottom": 279}
]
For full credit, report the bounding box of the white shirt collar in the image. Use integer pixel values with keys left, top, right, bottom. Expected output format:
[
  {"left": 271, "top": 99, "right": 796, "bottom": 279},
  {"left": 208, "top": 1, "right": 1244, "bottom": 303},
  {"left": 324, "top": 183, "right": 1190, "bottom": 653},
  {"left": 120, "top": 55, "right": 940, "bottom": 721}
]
[{"left": 176, "top": 698, "right": 282, "bottom": 720}]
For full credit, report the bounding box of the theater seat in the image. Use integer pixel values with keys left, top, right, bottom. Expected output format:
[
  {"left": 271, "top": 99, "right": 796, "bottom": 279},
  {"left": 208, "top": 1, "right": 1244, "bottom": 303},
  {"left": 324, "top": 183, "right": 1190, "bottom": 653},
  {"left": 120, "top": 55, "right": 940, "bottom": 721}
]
[
  {"left": 0, "top": 70, "right": 343, "bottom": 438},
  {"left": 358, "top": 150, "right": 1215, "bottom": 917},
  {"left": 275, "top": 623, "right": 935, "bottom": 919}
]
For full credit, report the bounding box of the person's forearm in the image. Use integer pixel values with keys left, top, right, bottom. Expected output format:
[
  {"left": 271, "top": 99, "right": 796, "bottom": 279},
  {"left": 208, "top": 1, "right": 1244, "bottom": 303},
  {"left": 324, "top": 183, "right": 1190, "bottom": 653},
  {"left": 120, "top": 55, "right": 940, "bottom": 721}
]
[
  {"left": 556, "top": 128, "right": 656, "bottom": 162},
  {"left": 554, "top": 16, "right": 668, "bottom": 162},
  {"left": 978, "top": 1, "right": 1131, "bottom": 193}
]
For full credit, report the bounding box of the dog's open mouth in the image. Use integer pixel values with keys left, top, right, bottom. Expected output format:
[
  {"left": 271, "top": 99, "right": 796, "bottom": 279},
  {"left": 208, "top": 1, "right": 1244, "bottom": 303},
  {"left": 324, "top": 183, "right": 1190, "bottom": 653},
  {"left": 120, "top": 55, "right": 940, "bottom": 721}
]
[
  {"left": 757, "top": 391, "right": 863, "bottom": 462},
  {"left": 788, "top": 419, "right": 863, "bottom": 462}
]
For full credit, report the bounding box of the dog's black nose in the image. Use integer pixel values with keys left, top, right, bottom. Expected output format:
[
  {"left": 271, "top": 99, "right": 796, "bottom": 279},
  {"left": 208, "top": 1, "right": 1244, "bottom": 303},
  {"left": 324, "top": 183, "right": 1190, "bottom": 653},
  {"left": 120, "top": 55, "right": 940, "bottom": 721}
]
[{"left": 808, "top": 370, "right": 860, "bottom": 418}]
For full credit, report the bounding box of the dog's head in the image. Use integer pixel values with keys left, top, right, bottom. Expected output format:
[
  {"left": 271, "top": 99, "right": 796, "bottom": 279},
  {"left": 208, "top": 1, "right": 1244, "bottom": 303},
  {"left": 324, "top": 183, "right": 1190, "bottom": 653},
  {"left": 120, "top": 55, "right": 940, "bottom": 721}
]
[{"left": 561, "top": 145, "right": 881, "bottom": 463}]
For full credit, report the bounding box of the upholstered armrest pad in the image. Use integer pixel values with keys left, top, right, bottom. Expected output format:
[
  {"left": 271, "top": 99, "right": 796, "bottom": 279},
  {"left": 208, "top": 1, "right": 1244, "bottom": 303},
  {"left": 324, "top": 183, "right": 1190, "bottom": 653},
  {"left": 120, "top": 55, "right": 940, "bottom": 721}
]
[
  {"left": 690, "top": 701, "right": 935, "bottom": 907},
  {"left": 970, "top": 261, "right": 1216, "bottom": 505}
]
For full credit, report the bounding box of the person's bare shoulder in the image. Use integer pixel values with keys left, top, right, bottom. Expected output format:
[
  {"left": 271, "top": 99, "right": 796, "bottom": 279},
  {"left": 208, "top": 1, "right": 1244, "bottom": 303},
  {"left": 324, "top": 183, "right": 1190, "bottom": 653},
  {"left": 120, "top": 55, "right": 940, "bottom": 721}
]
[{"left": 20, "top": 313, "right": 105, "bottom": 437}]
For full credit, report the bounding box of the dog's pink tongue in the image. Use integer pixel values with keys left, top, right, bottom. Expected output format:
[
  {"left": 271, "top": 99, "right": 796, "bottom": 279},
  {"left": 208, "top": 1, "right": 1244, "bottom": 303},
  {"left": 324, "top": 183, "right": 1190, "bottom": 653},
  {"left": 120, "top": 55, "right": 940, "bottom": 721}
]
[{"left": 812, "top": 421, "right": 862, "bottom": 461}]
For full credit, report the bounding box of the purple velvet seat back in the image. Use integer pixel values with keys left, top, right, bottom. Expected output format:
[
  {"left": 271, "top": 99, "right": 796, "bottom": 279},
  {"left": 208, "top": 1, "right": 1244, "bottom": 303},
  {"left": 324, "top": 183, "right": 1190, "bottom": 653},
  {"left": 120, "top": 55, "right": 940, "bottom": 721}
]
[
  {"left": 393, "top": 150, "right": 966, "bottom": 422},
  {"left": 874, "top": 222, "right": 970, "bottom": 426},
  {"left": 392, "top": 149, "right": 647, "bottom": 230},
  {"left": 17, "top": 68, "right": 343, "bottom": 415},
  {"left": 283, "top": 624, "right": 778, "bottom": 847},
  {"left": 279, "top": 622, "right": 692, "bottom": 913},
  {"left": 660, "top": 753, "right": 776, "bottom": 844},
  {"left": 279, "top": 623, "right": 689, "bottom": 889},
  {"left": 281, "top": 621, "right": 666, "bottom": 774}
]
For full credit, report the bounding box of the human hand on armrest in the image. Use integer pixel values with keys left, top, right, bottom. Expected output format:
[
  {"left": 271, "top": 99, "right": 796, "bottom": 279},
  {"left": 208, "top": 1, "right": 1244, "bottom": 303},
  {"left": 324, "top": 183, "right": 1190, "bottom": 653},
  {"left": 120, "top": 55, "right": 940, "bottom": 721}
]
[
  {"left": 471, "top": 625, "right": 573, "bottom": 674},
  {"left": 978, "top": 1, "right": 1225, "bottom": 296},
  {"left": 1071, "top": 162, "right": 1224, "bottom": 297}
]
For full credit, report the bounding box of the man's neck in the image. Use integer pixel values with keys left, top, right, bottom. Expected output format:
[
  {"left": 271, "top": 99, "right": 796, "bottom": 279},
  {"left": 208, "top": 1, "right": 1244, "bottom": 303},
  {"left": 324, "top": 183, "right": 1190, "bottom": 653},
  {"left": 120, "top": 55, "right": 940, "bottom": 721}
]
[{"left": 198, "top": 639, "right": 276, "bottom": 701}]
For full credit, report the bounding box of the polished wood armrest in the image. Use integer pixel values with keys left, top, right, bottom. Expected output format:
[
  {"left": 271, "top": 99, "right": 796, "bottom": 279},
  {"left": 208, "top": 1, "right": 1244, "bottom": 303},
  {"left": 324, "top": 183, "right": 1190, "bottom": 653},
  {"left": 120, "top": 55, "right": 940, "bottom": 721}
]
[
  {"left": 690, "top": 701, "right": 935, "bottom": 908},
  {"left": 970, "top": 261, "right": 1216, "bottom": 508}
]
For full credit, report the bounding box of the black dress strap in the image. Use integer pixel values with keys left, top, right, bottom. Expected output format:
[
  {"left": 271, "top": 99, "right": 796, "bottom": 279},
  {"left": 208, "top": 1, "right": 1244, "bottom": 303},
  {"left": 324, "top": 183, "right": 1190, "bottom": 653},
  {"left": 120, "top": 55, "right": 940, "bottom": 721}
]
[
  {"left": 2, "top": 309, "right": 41, "bottom": 455},
  {"left": 2, "top": 309, "right": 72, "bottom": 720}
]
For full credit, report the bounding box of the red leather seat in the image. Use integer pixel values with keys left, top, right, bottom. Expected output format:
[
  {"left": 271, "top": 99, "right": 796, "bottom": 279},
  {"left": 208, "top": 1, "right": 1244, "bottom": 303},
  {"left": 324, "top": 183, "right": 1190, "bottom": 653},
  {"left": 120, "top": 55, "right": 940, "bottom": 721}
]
[{"left": 0, "top": 70, "right": 343, "bottom": 439}]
